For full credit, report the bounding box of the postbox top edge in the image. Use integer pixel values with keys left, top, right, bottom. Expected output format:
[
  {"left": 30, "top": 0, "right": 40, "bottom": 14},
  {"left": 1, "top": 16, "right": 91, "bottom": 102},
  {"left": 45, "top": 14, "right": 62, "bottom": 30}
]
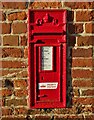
[{"left": 28, "top": 9, "right": 67, "bottom": 13}]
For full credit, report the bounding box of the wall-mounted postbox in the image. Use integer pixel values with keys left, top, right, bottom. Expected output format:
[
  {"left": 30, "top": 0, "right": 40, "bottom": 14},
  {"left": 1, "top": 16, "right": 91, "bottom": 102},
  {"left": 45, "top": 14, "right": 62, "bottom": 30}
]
[{"left": 28, "top": 10, "right": 67, "bottom": 108}]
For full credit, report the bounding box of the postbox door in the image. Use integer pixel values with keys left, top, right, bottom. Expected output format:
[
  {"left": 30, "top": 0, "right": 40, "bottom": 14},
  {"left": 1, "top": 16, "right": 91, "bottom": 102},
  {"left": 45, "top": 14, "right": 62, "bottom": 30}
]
[{"left": 34, "top": 44, "right": 62, "bottom": 103}]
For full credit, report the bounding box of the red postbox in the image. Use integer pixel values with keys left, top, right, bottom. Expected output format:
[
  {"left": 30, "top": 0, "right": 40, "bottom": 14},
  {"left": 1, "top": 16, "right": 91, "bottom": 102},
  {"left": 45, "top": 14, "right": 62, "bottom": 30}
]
[{"left": 28, "top": 10, "right": 67, "bottom": 108}]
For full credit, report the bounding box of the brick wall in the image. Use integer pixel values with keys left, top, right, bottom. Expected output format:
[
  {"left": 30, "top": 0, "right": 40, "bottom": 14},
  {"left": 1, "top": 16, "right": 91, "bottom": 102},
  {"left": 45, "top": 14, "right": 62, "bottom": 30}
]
[{"left": 0, "top": 1, "right": 94, "bottom": 120}]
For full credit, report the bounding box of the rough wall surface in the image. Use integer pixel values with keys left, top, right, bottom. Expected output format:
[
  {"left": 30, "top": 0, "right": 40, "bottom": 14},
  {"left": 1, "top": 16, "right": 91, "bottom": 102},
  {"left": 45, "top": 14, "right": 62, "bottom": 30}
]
[{"left": 0, "top": 1, "right": 94, "bottom": 120}]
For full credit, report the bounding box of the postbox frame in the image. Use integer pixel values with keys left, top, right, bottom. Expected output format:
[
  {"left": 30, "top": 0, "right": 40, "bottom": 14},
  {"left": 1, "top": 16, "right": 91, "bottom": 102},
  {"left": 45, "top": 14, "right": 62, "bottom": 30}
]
[{"left": 28, "top": 9, "right": 67, "bottom": 108}]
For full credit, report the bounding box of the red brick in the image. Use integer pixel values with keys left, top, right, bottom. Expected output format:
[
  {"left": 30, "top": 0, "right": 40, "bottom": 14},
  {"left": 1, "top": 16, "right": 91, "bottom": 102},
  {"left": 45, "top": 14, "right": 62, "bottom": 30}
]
[
  {"left": 14, "top": 89, "right": 28, "bottom": 97},
  {"left": 77, "top": 36, "right": 94, "bottom": 46},
  {"left": 76, "top": 11, "right": 94, "bottom": 21},
  {"left": 20, "top": 35, "right": 27, "bottom": 46},
  {"left": 5, "top": 99, "right": 27, "bottom": 106},
  {"left": 29, "top": 2, "right": 62, "bottom": 9},
  {"left": 72, "top": 69, "right": 94, "bottom": 78},
  {"left": 85, "top": 115, "right": 94, "bottom": 120},
  {"left": 85, "top": 23, "right": 94, "bottom": 33},
  {"left": 64, "top": 2, "right": 94, "bottom": 9},
  {"left": 1, "top": 23, "right": 11, "bottom": 34},
  {"left": 0, "top": 98, "right": 4, "bottom": 106},
  {"left": 3, "top": 35, "right": 19, "bottom": 46},
  {"left": 14, "top": 80, "right": 27, "bottom": 88},
  {"left": 1, "top": 118, "right": 27, "bottom": 120},
  {"left": 12, "top": 22, "right": 27, "bottom": 34},
  {"left": 68, "top": 23, "right": 83, "bottom": 34},
  {"left": 2, "top": 61, "right": 27, "bottom": 68},
  {"left": 2, "top": 70, "right": 27, "bottom": 78},
  {"left": 0, "top": 11, "right": 6, "bottom": 21},
  {"left": 2, "top": 48, "right": 23, "bottom": 58},
  {"left": 3, "top": 70, "right": 28, "bottom": 78},
  {"left": 82, "top": 89, "right": 94, "bottom": 96},
  {"left": 1, "top": 70, "right": 20, "bottom": 76},
  {"left": 2, "top": 2, "right": 27, "bottom": 9},
  {"left": 24, "top": 48, "right": 28, "bottom": 58},
  {"left": 15, "top": 71, "right": 28, "bottom": 78},
  {"left": 35, "top": 116, "right": 51, "bottom": 120},
  {"left": 55, "top": 115, "right": 84, "bottom": 120},
  {"left": 0, "top": 89, "right": 12, "bottom": 97},
  {"left": 8, "top": 11, "right": 27, "bottom": 21},
  {"left": 0, "top": 36, "right": 2, "bottom": 46},
  {"left": 14, "top": 107, "right": 28, "bottom": 115},
  {"left": 73, "top": 80, "right": 94, "bottom": 87},
  {"left": 73, "top": 98, "right": 94, "bottom": 105},
  {"left": 72, "top": 48, "right": 92, "bottom": 57},
  {"left": 72, "top": 59, "right": 93, "bottom": 67},
  {"left": 2, "top": 108, "right": 13, "bottom": 116}
]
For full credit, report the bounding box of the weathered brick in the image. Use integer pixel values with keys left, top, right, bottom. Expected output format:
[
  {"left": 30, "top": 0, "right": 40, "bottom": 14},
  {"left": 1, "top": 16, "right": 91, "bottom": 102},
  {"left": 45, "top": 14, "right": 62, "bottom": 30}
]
[
  {"left": 73, "top": 80, "right": 94, "bottom": 87},
  {"left": 68, "top": 23, "right": 83, "bottom": 34},
  {"left": 1, "top": 23, "right": 11, "bottom": 34},
  {"left": 2, "top": 2, "right": 27, "bottom": 9},
  {"left": 12, "top": 22, "right": 27, "bottom": 34},
  {"left": 82, "top": 89, "right": 94, "bottom": 96},
  {"left": 0, "top": 89, "right": 12, "bottom": 97},
  {"left": 72, "top": 59, "right": 93, "bottom": 67},
  {"left": 76, "top": 11, "right": 94, "bottom": 21},
  {"left": 64, "top": 2, "right": 94, "bottom": 9},
  {"left": 73, "top": 98, "right": 94, "bottom": 105},
  {"left": 8, "top": 11, "right": 27, "bottom": 21},
  {"left": 2, "top": 108, "right": 13, "bottom": 116},
  {"left": 14, "top": 80, "right": 27, "bottom": 88},
  {"left": 29, "top": 2, "right": 62, "bottom": 9},
  {"left": 55, "top": 115, "right": 84, "bottom": 120},
  {"left": 15, "top": 71, "right": 28, "bottom": 78},
  {"left": 24, "top": 48, "right": 28, "bottom": 58},
  {"left": 1, "top": 70, "right": 20, "bottom": 76},
  {"left": 2, "top": 48, "right": 23, "bottom": 58},
  {"left": 14, "top": 107, "right": 28, "bottom": 115},
  {"left": 35, "top": 116, "right": 51, "bottom": 120},
  {"left": 72, "top": 48, "right": 92, "bottom": 57},
  {"left": 0, "top": 11, "right": 6, "bottom": 21},
  {"left": 14, "top": 89, "right": 28, "bottom": 97},
  {"left": 20, "top": 35, "right": 27, "bottom": 46},
  {"left": 2, "top": 61, "right": 27, "bottom": 68},
  {"left": 3, "top": 70, "right": 28, "bottom": 78},
  {"left": 0, "top": 36, "right": 2, "bottom": 46},
  {"left": 85, "top": 23, "right": 94, "bottom": 33},
  {"left": 72, "top": 69, "right": 93, "bottom": 79},
  {"left": 85, "top": 115, "right": 94, "bottom": 120},
  {"left": 5, "top": 99, "right": 27, "bottom": 106},
  {"left": 77, "top": 36, "right": 94, "bottom": 46},
  {"left": 1, "top": 118, "right": 27, "bottom": 120},
  {"left": 3, "top": 35, "right": 19, "bottom": 46},
  {"left": 0, "top": 98, "right": 4, "bottom": 106}
]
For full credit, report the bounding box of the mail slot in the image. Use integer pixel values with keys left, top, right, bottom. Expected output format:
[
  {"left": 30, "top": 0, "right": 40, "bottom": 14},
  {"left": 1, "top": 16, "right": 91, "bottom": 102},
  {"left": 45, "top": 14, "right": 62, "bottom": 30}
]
[{"left": 28, "top": 10, "right": 67, "bottom": 108}]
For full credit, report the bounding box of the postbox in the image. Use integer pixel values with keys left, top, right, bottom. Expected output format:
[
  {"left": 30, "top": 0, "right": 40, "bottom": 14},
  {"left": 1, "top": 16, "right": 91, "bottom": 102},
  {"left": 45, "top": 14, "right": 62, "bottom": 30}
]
[{"left": 28, "top": 10, "right": 67, "bottom": 108}]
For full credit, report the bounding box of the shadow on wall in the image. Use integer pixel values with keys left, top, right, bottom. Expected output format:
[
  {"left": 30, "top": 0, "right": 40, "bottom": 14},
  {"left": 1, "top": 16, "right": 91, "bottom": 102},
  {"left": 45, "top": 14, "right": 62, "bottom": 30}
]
[{"left": 66, "top": 10, "right": 76, "bottom": 107}]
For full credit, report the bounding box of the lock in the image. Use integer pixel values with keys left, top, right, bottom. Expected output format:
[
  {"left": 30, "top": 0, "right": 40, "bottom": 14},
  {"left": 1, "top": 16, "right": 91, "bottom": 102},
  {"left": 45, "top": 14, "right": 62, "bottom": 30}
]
[{"left": 28, "top": 10, "right": 67, "bottom": 108}]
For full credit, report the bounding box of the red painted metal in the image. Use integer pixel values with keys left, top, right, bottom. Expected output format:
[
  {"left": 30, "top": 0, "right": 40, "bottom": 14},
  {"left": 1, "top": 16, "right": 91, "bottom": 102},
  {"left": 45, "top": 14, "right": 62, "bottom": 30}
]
[{"left": 28, "top": 9, "right": 67, "bottom": 108}]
